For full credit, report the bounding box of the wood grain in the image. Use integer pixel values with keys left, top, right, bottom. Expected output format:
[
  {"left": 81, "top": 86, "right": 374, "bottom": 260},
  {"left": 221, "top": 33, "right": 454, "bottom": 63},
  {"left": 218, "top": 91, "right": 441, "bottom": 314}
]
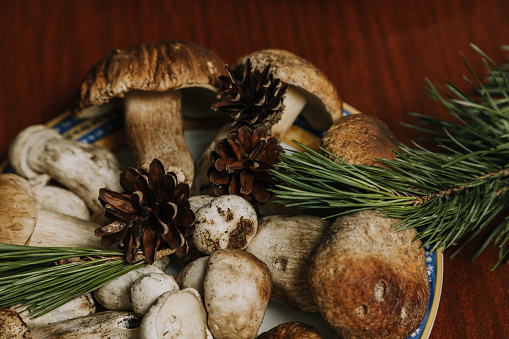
[{"left": 1, "top": 1, "right": 508, "bottom": 338}]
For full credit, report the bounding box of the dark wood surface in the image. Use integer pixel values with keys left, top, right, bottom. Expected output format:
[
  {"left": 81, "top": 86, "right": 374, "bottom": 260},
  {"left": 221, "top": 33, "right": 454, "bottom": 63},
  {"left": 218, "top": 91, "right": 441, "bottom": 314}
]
[{"left": 1, "top": 1, "right": 508, "bottom": 337}]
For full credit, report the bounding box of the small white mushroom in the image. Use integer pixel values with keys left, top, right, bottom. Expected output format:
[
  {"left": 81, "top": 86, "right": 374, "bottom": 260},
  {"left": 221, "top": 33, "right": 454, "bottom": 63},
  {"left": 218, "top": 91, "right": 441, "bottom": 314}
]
[
  {"left": 94, "top": 265, "right": 163, "bottom": 311},
  {"left": 193, "top": 195, "right": 258, "bottom": 255},
  {"left": 130, "top": 273, "right": 179, "bottom": 316},
  {"left": 8, "top": 124, "right": 123, "bottom": 212},
  {"left": 139, "top": 288, "right": 211, "bottom": 339},
  {"left": 176, "top": 256, "right": 209, "bottom": 297},
  {"left": 13, "top": 294, "right": 95, "bottom": 329},
  {"left": 246, "top": 215, "right": 330, "bottom": 312},
  {"left": 30, "top": 311, "right": 140, "bottom": 339},
  {"left": 205, "top": 249, "right": 272, "bottom": 339}
]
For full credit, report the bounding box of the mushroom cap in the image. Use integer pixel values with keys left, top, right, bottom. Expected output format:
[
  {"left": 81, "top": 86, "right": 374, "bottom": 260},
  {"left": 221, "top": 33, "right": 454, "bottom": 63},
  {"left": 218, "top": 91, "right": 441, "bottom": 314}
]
[
  {"left": 139, "top": 288, "right": 210, "bottom": 339},
  {"left": 0, "top": 174, "right": 37, "bottom": 246},
  {"left": 0, "top": 308, "right": 33, "bottom": 339},
  {"left": 72, "top": 40, "right": 226, "bottom": 117},
  {"left": 256, "top": 322, "right": 323, "bottom": 339},
  {"left": 130, "top": 272, "right": 179, "bottom": 316},
  {"left": 233, "top": 49, "right": 343, "bottom": 131},
  {"left": 309, "top": 210, "right": 430, "bottom": 339},
  {"left": 320, "top": 114, "right": 400, "bottom": 168}
]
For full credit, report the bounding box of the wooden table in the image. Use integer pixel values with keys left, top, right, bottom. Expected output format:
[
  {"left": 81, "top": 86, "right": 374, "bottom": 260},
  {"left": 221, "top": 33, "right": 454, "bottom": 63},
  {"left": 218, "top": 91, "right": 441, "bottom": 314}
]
[{"left": 1, "top": 1, "right": 508, "bottom": 337}]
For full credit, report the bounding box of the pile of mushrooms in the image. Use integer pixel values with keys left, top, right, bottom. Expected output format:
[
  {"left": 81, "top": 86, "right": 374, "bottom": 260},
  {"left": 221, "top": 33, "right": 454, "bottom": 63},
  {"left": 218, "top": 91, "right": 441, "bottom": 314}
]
[{"left": 0, "top": 39, "right": 431, "bottom": 339}]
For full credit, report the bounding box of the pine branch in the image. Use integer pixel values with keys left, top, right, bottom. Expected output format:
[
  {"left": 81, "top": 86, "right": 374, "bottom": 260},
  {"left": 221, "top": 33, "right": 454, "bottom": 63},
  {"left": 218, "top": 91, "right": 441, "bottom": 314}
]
[
  {"left": 272, "top": 44, "right": 509, "bottom": 269},
  {"left": 0, "top": 243, "right": 146, "bottom": 318}
]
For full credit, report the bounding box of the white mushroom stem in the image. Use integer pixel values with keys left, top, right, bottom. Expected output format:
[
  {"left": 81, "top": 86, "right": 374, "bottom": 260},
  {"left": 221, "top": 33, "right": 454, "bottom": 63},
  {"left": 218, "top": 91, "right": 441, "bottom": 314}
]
[
  {"left": 13, "top": 294, "right": 95, "bottom": 329},
  {"left": 8, "top": 125, "right": 123, "bottom": 212},
  {"left": 30, "top": 311, "right": 141, "bottom": 339},
  {"left": 124, "top": 90, "right": 194, "bottom": 185},
  {"left": 28, "top": 210, "right": 103, "bottom": 249},
  {"left": 191, "top": 87, "right": 307, "bottom": 196},
  {"left": 31, "top": 185, "right": 90, "bottom": 220}
]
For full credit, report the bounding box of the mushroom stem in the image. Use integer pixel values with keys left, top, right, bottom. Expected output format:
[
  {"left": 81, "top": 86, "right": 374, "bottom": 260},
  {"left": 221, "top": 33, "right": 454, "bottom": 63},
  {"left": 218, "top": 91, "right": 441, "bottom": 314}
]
[
  {"left": 124, "top": 90, "right": 194, "bottom": 185},
  {"left": 270, "top": 86, "right": 308, "bottom": 141},
  {"left": 191, "top": 87, "right": 308, "bottom": 196},
  {"left": 8, "top": 125, "right": 123, "bottom": 212},
  {"left": 28, "top": 210, "right": 103, "bottom": 249}
]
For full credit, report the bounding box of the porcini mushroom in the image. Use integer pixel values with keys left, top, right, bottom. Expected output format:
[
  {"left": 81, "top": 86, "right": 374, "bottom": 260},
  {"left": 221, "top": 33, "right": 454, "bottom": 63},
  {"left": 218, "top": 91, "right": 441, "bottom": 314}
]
[
  {"left": 192, "top": 49, "right": 343, "bottom": 196},
  {"left": 257, "top": 322, "right": 323, "bottom": 339},
  {"left": 130, "top": 272, "right": 179, "bottom": 316},
  {"left": 204, "top": 249, "right": 272, "bottom": 339},
  {"left": 93, "top": 264, "right": 164, "bottom": 311},
  {"left": 30, "top": 183, "right": 90, "bottom": 220},
  {"left": 0, "top": 308, "right": 33, "bottom": 339},
  {"left": 192, "top": 195, "right": 258, "bottom": 255},
  {"left": 176, "top": 255, "right": 209, "bottom": 297},
  {"left": 246, "top": 215, "right": 330, "bottom": 312},
  {"left": 8, "top": 125, "right": 123, "bottom": 212},
  {"left": 139, "top": 288, "right": 211, "bottom": 339},
  {"left": 309, "top": 210, "right": 430, "bottom": 339},
  {"left": 0, "top": 174, "right": 37, "bottom": 245},
  {"left": 30, "top": 311, "right": 140, "bottom": 339},
  {"left": 71, "top": 40, "right": 226, "bottom": 184},
  {"left": 13, "top": 294, "right": 95, "bottom": 328}
]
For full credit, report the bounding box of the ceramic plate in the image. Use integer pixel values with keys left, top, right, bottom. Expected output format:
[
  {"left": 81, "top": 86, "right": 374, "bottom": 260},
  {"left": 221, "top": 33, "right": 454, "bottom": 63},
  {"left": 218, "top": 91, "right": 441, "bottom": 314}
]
[{"left": 1, "top": 103, "right": 442, "bottom": 338}]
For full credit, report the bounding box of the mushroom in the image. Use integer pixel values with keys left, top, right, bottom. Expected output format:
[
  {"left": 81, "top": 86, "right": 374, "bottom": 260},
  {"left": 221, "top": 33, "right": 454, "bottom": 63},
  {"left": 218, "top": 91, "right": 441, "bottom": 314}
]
[
  {"left": 0, "top": 174, "right": 37, "bottom": 245},
  {"left": 30, "top": 311, "right": 140, "bottom": 339},
  {"left": 0, "top": 173, "right": 100, "bottom": 248},
  {"left": 8, "top": 124, "right": 123, "bottom": 212},
  {"left": 139, "top": 288, "right": 211, "bottom": 339},
  {"left": 246, "top": 215, "right": 330, "bottom": 312},
  {"left": 320, "top": 114, "right": 400, "bottom": 167},
  {"left": 13, "top": 293, "right": 95, "bottom": 329},
  {"left": 307, "top": 115, "right": 429, "bottom": 338},
  {"left": 192, "top": 48, "right": 343, "bottom": 196},
  {"left": 257, "top": 322, "right": 323, "bottom": 339},
  {"left": 0, "top": 308, "right": 33, "bottom": 339},
  {"left": 93, "top": 264, "right": 164, "bottom": 311},
  {"left": 308, "top": 210, "right": 430, "bottom": 339},
  {"left": 30, "top": 182, "right": 90, "bottom": 220},
  {"left": 192, "top": 195, "right": 258, "bottom": 255},
  {"left": 71, "top": 40, "right": 226, "bottom": 185},
  {"left": 204, "top": 249, "right": 272, "bottom": 339},
  {"left": 130, "top": 272, "right": 179, "bottom": 316},
  {"left": 176, "top": 255, "right": 209, "bottom": 297},
  {"left": 28, "top": 210, "right": 103, "bottom": 248}
]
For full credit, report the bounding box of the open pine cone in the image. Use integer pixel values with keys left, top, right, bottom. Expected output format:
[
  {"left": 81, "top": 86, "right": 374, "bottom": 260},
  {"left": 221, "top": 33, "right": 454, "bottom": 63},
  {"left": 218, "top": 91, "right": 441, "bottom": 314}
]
[
  {"left": 95, "top": 158, "right": 195, "bottom": 264},
  {"left": 211, "top": 58, "right": 288, "bottom": 132},
  {"left": 208, "top": 126, "right": 284, "bottom": 204}
]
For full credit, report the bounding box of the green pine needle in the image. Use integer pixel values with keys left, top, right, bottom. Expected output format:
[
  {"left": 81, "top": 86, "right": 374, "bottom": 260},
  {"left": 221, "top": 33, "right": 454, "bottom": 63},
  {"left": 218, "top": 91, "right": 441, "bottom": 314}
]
[
  {"left": 272, "top": 44, "right": 509, "bottom": 270},
  {"left": 0, "top": 243, "right": 145, "bottom": 318}
]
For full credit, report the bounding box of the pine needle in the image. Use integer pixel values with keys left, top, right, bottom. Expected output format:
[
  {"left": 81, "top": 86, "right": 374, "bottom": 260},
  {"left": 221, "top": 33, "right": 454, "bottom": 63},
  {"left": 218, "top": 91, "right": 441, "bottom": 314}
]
[{"left": 0, "top": 243, "right": 145, "bottom": 318}]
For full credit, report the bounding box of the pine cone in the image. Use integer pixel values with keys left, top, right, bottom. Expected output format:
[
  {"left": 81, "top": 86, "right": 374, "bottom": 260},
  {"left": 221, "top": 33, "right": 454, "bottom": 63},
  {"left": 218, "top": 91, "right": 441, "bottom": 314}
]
[
  {"left": 211, "top": 58, "right": 288, "bottom": 131},
  {"left": 209, "top": 126, "right": 284, "bottom": 204},
  {"left": 95, "top": 158, "right": 195, "bottom": 264}
]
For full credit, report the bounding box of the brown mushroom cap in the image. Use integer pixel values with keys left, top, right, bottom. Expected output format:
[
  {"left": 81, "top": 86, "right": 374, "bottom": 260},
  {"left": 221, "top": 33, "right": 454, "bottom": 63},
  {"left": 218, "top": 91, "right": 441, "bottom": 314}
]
[
  {"left": 309, "top": 210, "right": 430, "bottom": 339},
  {"left": 233, "top": 49, "right": 343, "bottom": 132},
  {"left": 0, "top": 308, "right": 33, "bottom": 339},
  {"left": 0, "top": 174, "right": 37, "bottom": 246},
  {"left": 72, "top": 40, "right": 226, "bottom": 117},
  {"left": 321, "top": 114, "right": 400, "bottom": 168},
  {"left": 257, "top": 322, "right": 323, "bottom": 339}
]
